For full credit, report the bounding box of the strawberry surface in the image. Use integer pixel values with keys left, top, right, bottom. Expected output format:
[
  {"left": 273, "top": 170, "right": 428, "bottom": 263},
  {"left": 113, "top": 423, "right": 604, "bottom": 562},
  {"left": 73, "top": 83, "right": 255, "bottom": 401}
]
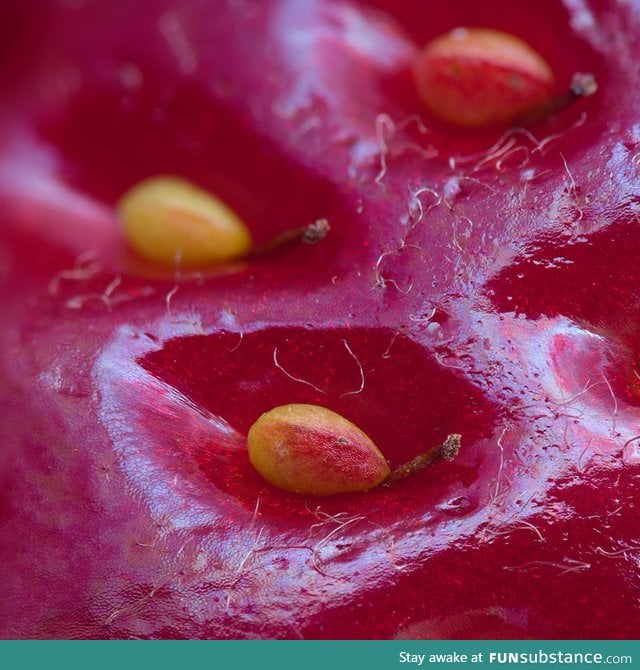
[{"left": 1, "top": 0, "right": 640, "bottom": 639}]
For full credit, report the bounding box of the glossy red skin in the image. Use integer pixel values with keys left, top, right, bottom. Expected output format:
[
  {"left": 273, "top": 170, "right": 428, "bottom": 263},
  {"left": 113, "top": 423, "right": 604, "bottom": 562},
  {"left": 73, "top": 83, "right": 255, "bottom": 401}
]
[{"left": 1, "top": 0, "right": 640, "bottom": 639}]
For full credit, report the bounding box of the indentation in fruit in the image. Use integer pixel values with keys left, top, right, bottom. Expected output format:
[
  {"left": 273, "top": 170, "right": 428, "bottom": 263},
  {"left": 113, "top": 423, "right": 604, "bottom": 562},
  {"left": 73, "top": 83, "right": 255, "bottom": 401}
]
[
  {"left": 485, "top": 217, "right": 640, "bottom": 344},
  {"left": 38, "top": 80, "right": 351, "bottom": 258},
  {"left": 118, "top": 175, "right": 252, "bottom": 266},
  {"left": 414, "top": 27, "right": 555, "bottom": 127},
  {"left": 138, "top": 326, "right": 498, "bottom": 509},
  {"left": 247, "top": 403, "right": 390, "bottom": 495}
]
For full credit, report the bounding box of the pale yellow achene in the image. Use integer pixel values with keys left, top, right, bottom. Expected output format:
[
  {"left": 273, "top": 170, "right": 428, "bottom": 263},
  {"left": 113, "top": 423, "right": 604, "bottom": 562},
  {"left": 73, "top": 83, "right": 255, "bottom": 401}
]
[
  {"left": 118, "top": 176, "right": 252, "bottom": 267},
  {"left": 247, "top": 404, "right": 390, "bottom": 496}
]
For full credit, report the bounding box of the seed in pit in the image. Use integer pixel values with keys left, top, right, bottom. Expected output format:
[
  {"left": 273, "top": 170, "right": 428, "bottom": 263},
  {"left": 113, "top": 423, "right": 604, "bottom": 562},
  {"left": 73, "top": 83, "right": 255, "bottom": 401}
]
[
  {"left": 247, "top": 404, "right": 390, "bottom": 496},
  {"left": 414, "top": 27, "right": 555, "bottom": 127},
  {"left": 117, "top": 176, "right": 252, "bottom": 267}
]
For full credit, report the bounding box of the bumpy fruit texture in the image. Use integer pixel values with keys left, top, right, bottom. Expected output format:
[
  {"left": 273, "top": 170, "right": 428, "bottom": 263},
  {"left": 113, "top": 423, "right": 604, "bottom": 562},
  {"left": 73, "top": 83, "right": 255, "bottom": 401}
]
[
  {"left": 248, "top": 404, "right": 390, "bottom": 495},
  {"left": 118, "top": 176, "right": 252, "bottom": 266},
  {"left": 1, "top": 0, "right": 640, "bottom": 642},
  {"left": 415, "top": 28, "right": 555, "bottom": 126}
]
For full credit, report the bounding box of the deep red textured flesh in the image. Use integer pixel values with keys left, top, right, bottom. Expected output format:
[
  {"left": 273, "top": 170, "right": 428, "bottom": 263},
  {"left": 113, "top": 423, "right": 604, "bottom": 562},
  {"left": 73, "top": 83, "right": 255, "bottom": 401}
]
[{"left": 1, "top": 0, "right": 640, "bottom": 639}]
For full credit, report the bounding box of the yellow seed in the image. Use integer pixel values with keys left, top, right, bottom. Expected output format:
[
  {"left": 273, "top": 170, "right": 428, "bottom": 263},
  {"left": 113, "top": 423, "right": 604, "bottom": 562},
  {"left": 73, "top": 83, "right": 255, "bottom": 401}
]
[
  {"left": 117, "top": 176, "right": 252, "bottom": 267},
  {"left": 247, "top": 404, "right": 390, "bottom": 496}
]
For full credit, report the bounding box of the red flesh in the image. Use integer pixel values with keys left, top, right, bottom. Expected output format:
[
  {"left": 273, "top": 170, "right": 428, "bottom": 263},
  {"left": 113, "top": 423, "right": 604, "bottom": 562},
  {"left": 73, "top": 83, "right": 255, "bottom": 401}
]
[{"left": 1, "top": 0, "right": 640, "bottom": 639}]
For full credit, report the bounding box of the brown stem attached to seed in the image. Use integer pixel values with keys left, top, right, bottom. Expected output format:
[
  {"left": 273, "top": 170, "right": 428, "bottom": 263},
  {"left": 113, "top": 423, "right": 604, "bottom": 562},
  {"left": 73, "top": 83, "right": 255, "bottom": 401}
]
[
  {"left": 516, "top": 72, "right": 598, "bottom": 125},
  {"left": 384, "top": 433, "right": 462, "bottom": 486},
  {"left": 249, "top": 218, "right": 330, "bottom": 257}
]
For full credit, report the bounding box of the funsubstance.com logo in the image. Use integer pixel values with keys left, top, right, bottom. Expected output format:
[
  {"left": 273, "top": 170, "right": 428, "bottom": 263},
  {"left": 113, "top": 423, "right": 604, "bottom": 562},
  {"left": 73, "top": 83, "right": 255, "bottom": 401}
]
[{"left": 488, "top": 652, "right": 632, "bottom": 664}]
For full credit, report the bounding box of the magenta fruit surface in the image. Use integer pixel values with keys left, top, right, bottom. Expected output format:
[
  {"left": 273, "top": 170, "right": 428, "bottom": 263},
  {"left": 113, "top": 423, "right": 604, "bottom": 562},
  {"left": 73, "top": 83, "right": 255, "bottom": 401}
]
[{"left": 1, "top": 0, "right": 639, "bottom": 639}]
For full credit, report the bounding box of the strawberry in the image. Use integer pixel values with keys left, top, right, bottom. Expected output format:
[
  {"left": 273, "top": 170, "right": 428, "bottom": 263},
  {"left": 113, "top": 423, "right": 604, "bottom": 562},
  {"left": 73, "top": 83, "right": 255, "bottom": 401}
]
[{"left": 1, "top": 0, "right": 638, "bottom": 639}]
